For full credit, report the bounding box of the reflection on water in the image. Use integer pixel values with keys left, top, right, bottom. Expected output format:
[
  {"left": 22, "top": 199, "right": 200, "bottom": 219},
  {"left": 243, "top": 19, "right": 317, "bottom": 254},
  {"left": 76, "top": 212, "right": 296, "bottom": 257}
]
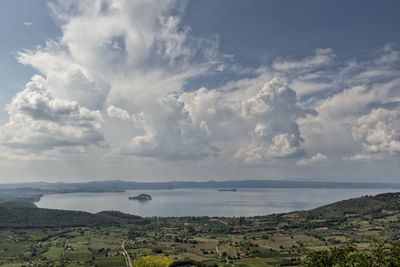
[{"left": 36, "top": 188, "right": 399, "bottom": 217}]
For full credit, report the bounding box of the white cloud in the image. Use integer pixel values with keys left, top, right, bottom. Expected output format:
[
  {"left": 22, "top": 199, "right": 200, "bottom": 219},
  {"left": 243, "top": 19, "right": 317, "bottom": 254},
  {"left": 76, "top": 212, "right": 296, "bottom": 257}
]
[
  {"left": 233, "top": 79, "right": 310, "bottom": 164},
  {"left": 352, "top": 108, "right": 400, "bottom": 155},
  {"left": 316, "top": 86, "right": 376, "bottom": 119},
  {"left": 10, "top": 0, "right": 224, "bottom": 161},
  {"left": 115, "top": 94, "right": 218, "bottom": 160},
  {"left": 178, "top": 87, "right": 219, "bottom": 124},
  {"left": 272, "top": 48, "right": 335, "bottom": 72},
  {"left": 268, "top": 133, "right": 301, "bottom": 158},
  {"left": 297, "top": 153, "right": 328, "bottom": 166},
  {"left": 17, "top": 42, "right": 110, "bottom": 110},
  {"left": 344, "top": 153, "right": 384, "bottom": 162},
  {"left": 107, "top": 105, "right": 131, "bottom": 121},
  {"left": 0, "top": 75, "right": 104, "bottom": 152}
]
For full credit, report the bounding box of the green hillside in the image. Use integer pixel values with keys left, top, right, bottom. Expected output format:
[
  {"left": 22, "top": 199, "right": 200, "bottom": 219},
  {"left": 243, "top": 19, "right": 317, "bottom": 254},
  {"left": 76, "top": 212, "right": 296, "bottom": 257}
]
[
  {"left": 0, "top": 202, "right": 142, "bottom": 228},
  {"left": 302, "top": 192, "right": 400, "bottom": 219}
]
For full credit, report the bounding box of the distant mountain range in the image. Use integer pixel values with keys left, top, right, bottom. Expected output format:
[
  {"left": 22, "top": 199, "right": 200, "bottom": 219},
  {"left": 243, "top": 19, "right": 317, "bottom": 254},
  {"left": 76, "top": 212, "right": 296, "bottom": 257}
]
[{"left": 1, "top": 179, "right": 400, "bottom": 192}]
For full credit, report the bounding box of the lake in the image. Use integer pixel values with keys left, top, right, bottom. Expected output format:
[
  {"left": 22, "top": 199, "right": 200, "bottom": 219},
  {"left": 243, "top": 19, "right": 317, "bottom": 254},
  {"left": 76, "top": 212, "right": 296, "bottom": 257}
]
[{"left": 35, "top": 188, "right": 399, "bottom": 217}]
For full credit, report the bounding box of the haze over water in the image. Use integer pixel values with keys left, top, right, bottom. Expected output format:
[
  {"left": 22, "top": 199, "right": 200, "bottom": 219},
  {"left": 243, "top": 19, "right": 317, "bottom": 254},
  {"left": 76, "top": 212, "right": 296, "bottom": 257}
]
[{"left": 36, "top": 188, "right": 399, "bottom": 217}]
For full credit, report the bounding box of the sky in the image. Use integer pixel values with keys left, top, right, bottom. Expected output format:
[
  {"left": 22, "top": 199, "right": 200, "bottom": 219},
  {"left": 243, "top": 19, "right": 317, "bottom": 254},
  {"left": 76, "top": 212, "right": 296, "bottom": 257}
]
[{"left": 0, "top": 0, "right": 399, "bottom": 183}]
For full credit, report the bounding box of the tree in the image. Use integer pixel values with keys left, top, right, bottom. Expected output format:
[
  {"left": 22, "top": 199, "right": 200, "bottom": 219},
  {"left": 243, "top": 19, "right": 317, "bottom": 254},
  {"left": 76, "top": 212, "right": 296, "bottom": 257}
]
[{"left": 304, "top": 242, "right": 400, "bottom": 267}]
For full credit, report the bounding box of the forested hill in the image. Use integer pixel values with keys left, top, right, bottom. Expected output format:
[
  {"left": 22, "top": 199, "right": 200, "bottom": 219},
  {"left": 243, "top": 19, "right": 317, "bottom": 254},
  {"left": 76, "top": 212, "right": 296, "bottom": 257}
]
[
  {"left": 267, "top": 192, "right": 400, "bottom": 230},
  {"left": 0, "top": 202, "right": 142, "bottom": 228},
  {"left": 300, "top": 192, "right": 400, "bottom": 219}
]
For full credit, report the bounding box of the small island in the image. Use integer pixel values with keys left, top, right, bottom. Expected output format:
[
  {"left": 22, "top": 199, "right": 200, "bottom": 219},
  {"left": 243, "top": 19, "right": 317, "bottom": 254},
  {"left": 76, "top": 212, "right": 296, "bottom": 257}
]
[
  {"left": 217, "top": 188, "right": 237, "bottom": 192},
  {"left": 128, "top": 193, "right": 152, "bottom": 201}
]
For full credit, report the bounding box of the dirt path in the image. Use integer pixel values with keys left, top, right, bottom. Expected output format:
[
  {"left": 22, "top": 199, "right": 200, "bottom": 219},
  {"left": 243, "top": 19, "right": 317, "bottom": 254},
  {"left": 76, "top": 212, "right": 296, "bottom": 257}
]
[
  {"left": 215, "top": 244, "right": 230, "bottom": 264},
  {"left": 121, "top": 240, "right": 133, "bottom": 267}
]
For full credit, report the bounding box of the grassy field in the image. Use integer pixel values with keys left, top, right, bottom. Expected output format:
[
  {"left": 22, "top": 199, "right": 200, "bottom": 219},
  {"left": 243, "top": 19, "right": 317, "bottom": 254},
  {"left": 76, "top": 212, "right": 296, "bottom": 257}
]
[{"left": 1, "top": 212, "right": 399, "bottom": 266}]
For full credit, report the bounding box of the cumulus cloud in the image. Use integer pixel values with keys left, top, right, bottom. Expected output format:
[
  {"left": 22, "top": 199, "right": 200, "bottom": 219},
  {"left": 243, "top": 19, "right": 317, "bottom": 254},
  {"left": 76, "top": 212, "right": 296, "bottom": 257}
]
[
  {"left": 107, "top": 105, "right": 131, "bottom": 121},
  {"left": 268, "top": 134, "right": 302, "bottom": 158},
  {"left": 116, "top": 94, "right": 218, "bottom": 160},
  {"left": 17, "top": 42, "right": 110, "bottom": 110},
  {"left": 297, "top": 153, "right": 328, "bottom": 166},
  {"left": 233, "top": 79, "right": 311, "bottom": 164},
  {"left": 7, "top": 0, "right": 226, "bottom": 161},
  {"left": 0, "top": 75, "right": 104, "bottom": 152},
  {"left": 50, "top": 0, "right": 176, "bottom": 70},
  {"left": 352, "top": 108, "right": 400, "bottom": 155}
]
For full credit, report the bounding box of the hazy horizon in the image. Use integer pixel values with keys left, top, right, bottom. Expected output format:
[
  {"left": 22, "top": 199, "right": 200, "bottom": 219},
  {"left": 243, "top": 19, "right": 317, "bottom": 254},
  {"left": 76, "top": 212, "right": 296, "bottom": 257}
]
[
  {"left": 2, "top": 178, "right": 400, "bottom": 187},
  {"left": 0, "top": 0, "right": 399, "bottom": 183}
]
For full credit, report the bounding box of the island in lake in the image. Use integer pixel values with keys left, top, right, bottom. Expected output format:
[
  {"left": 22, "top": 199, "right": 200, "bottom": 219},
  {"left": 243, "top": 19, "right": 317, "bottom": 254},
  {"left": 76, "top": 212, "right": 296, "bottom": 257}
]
[
  {"left": 128, "top": 193, "right": 152, "bottom": 201},
  {"left": 218, "top": 188, "right": 237, "bottom": 192}
]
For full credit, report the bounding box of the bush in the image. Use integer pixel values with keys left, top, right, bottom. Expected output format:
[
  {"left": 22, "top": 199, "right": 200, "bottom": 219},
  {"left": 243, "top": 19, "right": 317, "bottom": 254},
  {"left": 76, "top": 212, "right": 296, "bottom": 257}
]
[
  {"left": 304, "top": 242, "right": 400, "bottom": 267},
  {"left": 132, "top": 256, "right": 173, "bottom": 267}
]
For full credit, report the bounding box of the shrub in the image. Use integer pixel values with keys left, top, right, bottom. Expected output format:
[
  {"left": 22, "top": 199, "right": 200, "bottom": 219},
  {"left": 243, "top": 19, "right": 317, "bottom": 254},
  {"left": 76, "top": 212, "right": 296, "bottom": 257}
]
[
  {"left": 132, "top": 256, "right": 173, "bottom": 267},
  {"left": 304, "top": 242, "right": 400, "bottom": 267}
]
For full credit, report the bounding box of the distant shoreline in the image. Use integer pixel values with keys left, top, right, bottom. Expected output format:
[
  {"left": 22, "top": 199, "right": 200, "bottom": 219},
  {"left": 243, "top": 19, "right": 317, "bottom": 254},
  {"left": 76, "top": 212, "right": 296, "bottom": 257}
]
[{"left": 2, "top": 179, "right": 400, "bottom": 190}]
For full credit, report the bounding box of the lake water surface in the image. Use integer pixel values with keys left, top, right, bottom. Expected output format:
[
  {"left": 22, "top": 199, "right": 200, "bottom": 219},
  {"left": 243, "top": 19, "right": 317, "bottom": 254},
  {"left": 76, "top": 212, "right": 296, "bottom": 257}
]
[{"left": 35, "top": 188, "right": 399, "bottom": 217}]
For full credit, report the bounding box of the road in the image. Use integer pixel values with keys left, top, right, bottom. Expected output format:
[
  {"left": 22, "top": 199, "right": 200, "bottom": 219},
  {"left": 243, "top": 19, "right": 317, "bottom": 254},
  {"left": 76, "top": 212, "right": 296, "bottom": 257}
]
[{"left": 121, "top": 240, "right": 133, "bottom": 267}]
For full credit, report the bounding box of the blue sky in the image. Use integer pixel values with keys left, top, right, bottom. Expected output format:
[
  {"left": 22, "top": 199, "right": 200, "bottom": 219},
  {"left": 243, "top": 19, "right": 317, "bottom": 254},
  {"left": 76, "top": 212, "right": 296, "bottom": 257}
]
[
  {"left": 186, "top": 0, "right": 400, "bottom": 63},
  {"left": 0, "top": 0, "right": 59, "bottom": 114},
  {"left": 0, "top": 0, "right": 399, "bottom": 182}
]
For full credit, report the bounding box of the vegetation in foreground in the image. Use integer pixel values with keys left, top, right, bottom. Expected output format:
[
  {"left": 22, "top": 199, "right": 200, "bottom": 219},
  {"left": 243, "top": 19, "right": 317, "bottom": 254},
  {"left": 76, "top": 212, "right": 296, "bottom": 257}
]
[
  {"left": 305, "top": 242, "right": 400, "bottom": 267},
  {"left": 1, "top": 192, "right": 400, "bottom": 266}
]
